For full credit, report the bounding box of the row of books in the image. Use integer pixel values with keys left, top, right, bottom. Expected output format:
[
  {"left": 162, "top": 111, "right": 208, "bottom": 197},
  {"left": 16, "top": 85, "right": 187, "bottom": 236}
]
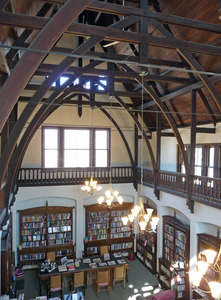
[
  {"left": 164, "top": 232, "right": 174, "bottom": 242},
  {"left": 175, "top": 238, "right": 186, "bottom": 250},
  {"left": 48, "top": 226, "right": 71, "bottom": 233},
  {"left": 88, "top": 212, "right": 109, "bottom": 218},
  {"left": 22, "top": 235, "right": 45, "bottom": 242},
  {"left": 110, "top": 232, "right": 131, "bottom": 238},
  {"left": 57, "top": 249, "right": 73, "bottom": 256},
  {"left": 165, "top": 245, "right": 174, "bottom": 256},
  {"left": 88, "top": 217, "right": 109, "bottom": 223},
  {"left": 88, "top": 234, "right": 108, "bottom": 241},
  {"left": 48, "top": 213, "right": 71, "bottom": 220},
  {"left": 20, "top": 252, "right": 46, "bottom": 261},
  {"left": 88, "top": 228, "right": 109, "bottom": 235},
  {"left": 21, "top": 215, "right": 45, "bottom": 222},
  {"left": 110, "top": 210, "right": 130, "bottom": 216},
  {"left": 110, "top": 226, "right": 131, "bottom": 233},
  {"left": 111, "top": 242, "right": 133, "bottom": 250},
  {"left": 22, "top": 228, "right": 46, "bottom": 235},
  {"left": 48, "top": 232, "right": 72, "bottom": 240},
  {"left": 175, "top": 246, "right": 185, "bottom": 258},
  {"left": 22, "top": 241, "right": 46, "bottom": 248},
  {"left": 22, "top": 222, "right": 46, "bottom": 229},
  {"left": 112, "top": 216, "right": 124, "bottom": 222},
  {"left": 165, "top": 239, "right": 174, "bottom": 250},
  {"left": 110, "top": 222, "right": 123, "bottom": 227},
  {"left": 48, "top": 238, "right": 72, "bottom": 245},
  {"left": 175, "top": 230, "right": 186, "bottom": 242},
  {"left": 88, "top": 223, "right": 109, "bottom": 229},
  {"left": 165, "top": 224, "right": 174, "bottom": 235},
  {"left": 47, "top": 219, "right": 71, "bottom": 226}
]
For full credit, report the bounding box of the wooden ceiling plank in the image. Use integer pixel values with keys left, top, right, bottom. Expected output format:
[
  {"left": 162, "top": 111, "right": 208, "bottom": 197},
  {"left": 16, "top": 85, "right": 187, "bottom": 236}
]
[
  {"left": 1, "top": 12, "right": 221, "bottom": 57},
  {"left": 142, "top": 75, "right": 221, "bottom": 109},
  {"left": 0, "top": 0, "right": 94, "bottom": 133},
  {"left": 6, "top": 3, "right": 53, "bottom": 61},
  {"left": 44, "top": 0, "right": 221, "bottom": 34}
]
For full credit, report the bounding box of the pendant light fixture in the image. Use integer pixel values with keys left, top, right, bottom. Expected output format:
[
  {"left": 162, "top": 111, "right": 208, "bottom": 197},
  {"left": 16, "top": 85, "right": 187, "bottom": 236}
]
[
  {"left": 97, "top": 97, "right": 124, "bottom": 207},
  {"left": 121, "top": 72, "right": 159, "bottom": 232},
  {"left": 81, "top": 107, "right": 102, "bottom": 195}
]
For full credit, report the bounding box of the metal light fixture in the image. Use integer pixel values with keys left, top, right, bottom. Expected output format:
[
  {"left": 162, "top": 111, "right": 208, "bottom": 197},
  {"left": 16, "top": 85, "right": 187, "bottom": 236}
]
[
  {"left": 97, "top": 97, "right": 124, "bottom": 207},
  {"left": 81, "top": 107, "right": 102, "bottom": 196},
  {"left": 81, "top": 174, "right": 102, "bottom": 195},
  {"left": 190, "top": 243, "right": 221, "bottom": 299},
  {"left": 121, "top": 72, "right": 159, "bottom": 232}
]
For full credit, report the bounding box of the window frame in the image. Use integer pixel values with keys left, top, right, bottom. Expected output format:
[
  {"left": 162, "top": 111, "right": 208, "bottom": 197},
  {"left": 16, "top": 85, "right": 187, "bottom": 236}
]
[
  {"left": 42, "top": 126, "right": 110, "bottom": 168},
  {"left": 177, "top": 143, "right": 221, "bottom": 179}
]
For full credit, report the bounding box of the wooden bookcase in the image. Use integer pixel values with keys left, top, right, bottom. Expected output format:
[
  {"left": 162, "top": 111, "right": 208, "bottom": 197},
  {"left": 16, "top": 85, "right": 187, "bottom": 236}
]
[
  {"left": 84, "top": 203, "right": 134, "bottom": 256},
  {"left": 18, "top": 206, "right": 75, "bottom": 264},
  {"left": 136, "top": 204, "right": 157, "bottom": 273},
  {"left": 197, "top": 233, "right": 221, "bottom": 298},
  {"left": 159, "top": 215, "right": 190, "bottom": 300}
]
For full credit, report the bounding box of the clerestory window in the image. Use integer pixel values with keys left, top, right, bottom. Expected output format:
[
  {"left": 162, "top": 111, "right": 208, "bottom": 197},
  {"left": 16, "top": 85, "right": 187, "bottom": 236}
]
[{"left": 42, "top": 127, "right": 110, "bottom": 168}]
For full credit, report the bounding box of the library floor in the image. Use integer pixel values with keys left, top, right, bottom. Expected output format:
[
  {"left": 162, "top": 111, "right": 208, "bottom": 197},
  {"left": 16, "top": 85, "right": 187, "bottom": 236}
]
[{"left": 15, "top": 259, "right": 160, "bottom": 300}]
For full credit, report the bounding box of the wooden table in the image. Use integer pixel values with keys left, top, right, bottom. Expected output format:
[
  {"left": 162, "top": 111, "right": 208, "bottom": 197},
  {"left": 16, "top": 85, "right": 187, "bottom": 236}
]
[{"left": 38, "top": 254, "right": 129, "bottom": 295}]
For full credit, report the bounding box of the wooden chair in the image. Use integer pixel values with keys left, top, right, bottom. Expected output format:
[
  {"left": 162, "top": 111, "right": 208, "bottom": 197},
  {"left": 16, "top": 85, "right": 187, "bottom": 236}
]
[
  {"left": 48, "top": 274, "right": 63, "bottom": 298},
  {"left": 100, "top": 245, "right": 109, "bottom": 256},
  {"left": 47, "top": 251, "right": 56, "bottom": 262},
  {"left": 94, "top": 269, "right": 110, "bottom": 296},
  {"left": 113, "top": 265, "right": 126, "bottom": 291},
  {"left": 71, "top": 271, "right": 86, "bottom": 295}
]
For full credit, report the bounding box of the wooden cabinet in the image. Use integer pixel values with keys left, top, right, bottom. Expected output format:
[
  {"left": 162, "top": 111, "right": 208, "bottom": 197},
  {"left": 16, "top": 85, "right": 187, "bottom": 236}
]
[
  {"left": 84, "top": 203, "right": 134, "bottom": 255},
  {"left": 18, "top": 206, "right": 75, "bottom": 264},
  {"left": 159, "top": 216, "right": 190, "bottom": 300},
  {"left": 197, "top": 233, "right": 220, "bottom": 298}
]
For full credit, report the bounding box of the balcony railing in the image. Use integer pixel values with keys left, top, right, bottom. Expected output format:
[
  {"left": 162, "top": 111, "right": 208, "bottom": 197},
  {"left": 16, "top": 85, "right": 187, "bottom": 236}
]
[
  {"left": 17, "top": 166, "right": 134, "bottom": 186},
  {"left": 17, "top": 167, "right": 221, "bottom": 209}
]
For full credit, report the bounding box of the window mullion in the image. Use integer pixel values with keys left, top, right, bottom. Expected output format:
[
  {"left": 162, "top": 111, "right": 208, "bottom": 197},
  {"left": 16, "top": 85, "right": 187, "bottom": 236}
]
[{"left": 59, "top": 128, "right": 64, "bottom": 168}]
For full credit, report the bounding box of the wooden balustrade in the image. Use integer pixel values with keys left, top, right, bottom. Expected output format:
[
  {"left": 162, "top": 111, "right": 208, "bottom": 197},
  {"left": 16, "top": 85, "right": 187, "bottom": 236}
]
[
  {"left": 18, "top": 166, "right": 134, "bottom": 186},
  {"left": 17, "top": 167, "right": 221, "bottom": 208}
]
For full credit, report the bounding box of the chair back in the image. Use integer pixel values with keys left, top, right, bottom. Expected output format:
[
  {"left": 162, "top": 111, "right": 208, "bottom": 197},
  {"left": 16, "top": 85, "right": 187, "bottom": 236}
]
[
  {"left": 50, "top": 274, "right": 61, "bottom": 289},
  {"left": 100, "top": 245, "right": 109, "bottom": 256},
  {"left": 74, "top": 271, "right": 84, "bottom": 286},
  {"left": 114, "top": 265, "right": 125, "bottom": 279},
  {"left": 47, "top": 251, "right": 56, "bottom": 262},
  {"left": 97, "top": 269, "right": 109, "bottom": 284}
]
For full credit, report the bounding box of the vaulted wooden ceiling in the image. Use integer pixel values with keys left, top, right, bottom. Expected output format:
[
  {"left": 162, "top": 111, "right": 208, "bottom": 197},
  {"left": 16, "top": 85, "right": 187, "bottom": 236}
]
[{"left": 0, "top": 0, "right": 221, "bottom": 193}]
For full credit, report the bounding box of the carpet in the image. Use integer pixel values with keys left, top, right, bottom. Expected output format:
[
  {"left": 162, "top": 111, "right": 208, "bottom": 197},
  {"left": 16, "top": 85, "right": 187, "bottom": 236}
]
[{"left": 16, "top": 279, "right": 25, "bottom": 290}]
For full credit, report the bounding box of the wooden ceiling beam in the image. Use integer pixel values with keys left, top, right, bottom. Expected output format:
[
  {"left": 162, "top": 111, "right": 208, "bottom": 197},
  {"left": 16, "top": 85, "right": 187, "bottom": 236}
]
[
  {"left": 23, "top": 84, "right": 151, "bottom": 99},
  {"left": 1, "top": 12, "right": 221, "bottom": 56},
  {"left": 41, "top": 0, "right": 221, "bottom": 34},
  {"left": 9, "top": 42, "right": 189, "bottom": 68},
  {"left": 15, "top": 62, "right": 195, "bottom": 84}
]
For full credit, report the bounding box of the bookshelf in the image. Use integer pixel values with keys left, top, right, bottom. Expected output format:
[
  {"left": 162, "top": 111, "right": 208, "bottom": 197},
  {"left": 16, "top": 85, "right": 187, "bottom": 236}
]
[
  {"left": 159, "top": 215, "right": 190, "bottom": 300},
  {"left": 18, "top": 206, "right": 75, "bottom": 264},
  {"left": 136, "top": 205, "right": 157, "bottom": 273},
  {"left": 197, "top": 233, "right": 220, "bottom": 298},
  {"left": 84, "top": 203, "right": 134, "bottom": 256}
]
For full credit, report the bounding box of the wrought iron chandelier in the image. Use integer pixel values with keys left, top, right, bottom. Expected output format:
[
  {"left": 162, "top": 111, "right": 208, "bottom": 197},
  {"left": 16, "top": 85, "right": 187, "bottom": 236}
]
[
  {"left": 121, "top": 72, "right": 159, "bottom": 232},
  {"left": 190, "top": 244, "right": 221, "bottom": 299}
]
